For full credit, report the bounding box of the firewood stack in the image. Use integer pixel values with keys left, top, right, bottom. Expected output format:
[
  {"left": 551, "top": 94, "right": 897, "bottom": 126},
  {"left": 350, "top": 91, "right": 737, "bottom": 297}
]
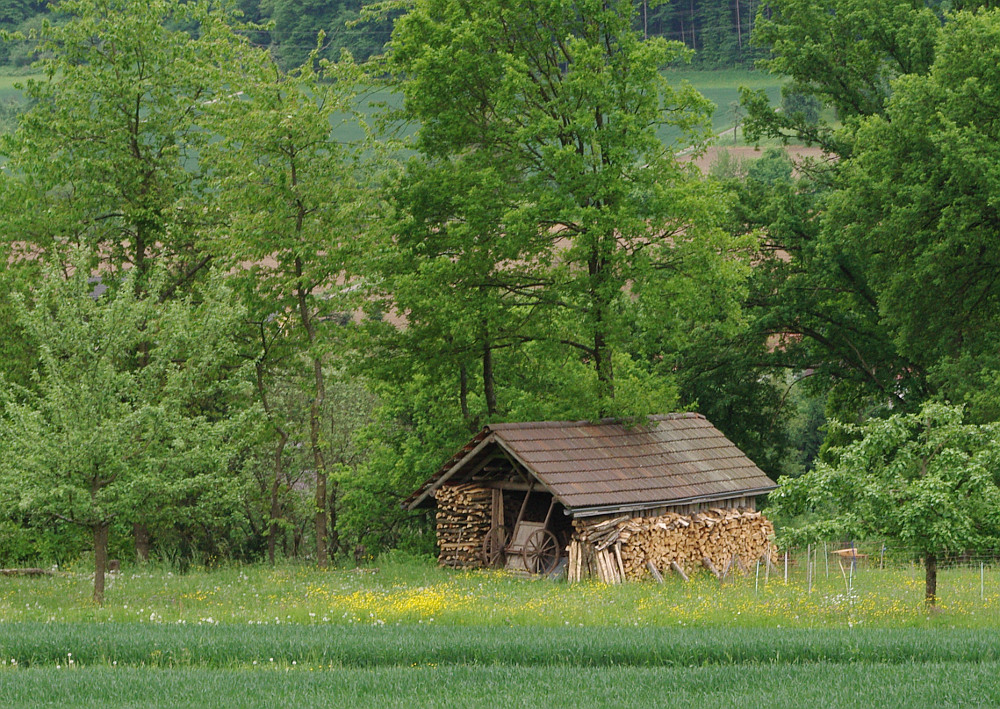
[
  {"left": 567, "top": 508, "right": 776, "bottom": 583},
  {"left": 433, "top": 483, "right": 492, "bottom": 568}
]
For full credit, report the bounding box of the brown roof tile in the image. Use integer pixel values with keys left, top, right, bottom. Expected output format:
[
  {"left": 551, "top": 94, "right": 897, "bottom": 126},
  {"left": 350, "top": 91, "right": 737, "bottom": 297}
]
[{"left": 404, "top": 413, "right": 777, "bottom": 513}]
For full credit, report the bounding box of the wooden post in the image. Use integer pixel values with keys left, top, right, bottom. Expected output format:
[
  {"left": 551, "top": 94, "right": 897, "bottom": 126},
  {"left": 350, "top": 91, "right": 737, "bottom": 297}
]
[
  {"left": 807, "top": 544, "right": 812, "bottom": 594},
  {"left": 702, "top": 556, "right": 720, "bottom": 579},
  {"left": 670, "top": 561, "right": 689, "bottom": 582},
  {"left": 735, "top": 554, "right": 748, "bottom": 575},
  {"left": 647, "top": 560, "right": 664, "bottom": 583},
  {"left": 721, "top": 554, "right": 735, "bottom": 581},
  {"left": 784, "top": 550, "right": 788, "bottom": 584},
  {"left": 755, "top": 560, "right": 760, "bottom": 595}
]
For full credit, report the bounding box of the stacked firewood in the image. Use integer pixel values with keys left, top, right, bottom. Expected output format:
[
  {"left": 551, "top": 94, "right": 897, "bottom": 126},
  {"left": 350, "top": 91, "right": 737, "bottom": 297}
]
[
  {"left": 567, "top": 508, "right": 776, "bottom": 583},
  {"left": 433, "top": 483, "right": 492, "bottom": 568}
]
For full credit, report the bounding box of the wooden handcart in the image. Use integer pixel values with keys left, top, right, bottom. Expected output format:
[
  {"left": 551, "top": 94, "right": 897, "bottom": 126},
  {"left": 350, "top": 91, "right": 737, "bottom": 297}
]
[{"left": 481, "top": 481, "right": 561, "bottom": 575}]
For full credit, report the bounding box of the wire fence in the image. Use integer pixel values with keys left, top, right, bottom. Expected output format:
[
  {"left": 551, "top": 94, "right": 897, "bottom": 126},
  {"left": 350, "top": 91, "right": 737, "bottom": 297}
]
[{"left": 749, "top": 541, "right": 1000, "bottom": 599}]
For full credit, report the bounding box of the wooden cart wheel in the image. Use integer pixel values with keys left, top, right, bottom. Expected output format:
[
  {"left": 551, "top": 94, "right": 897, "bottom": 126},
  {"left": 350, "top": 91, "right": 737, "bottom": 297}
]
[
  {"left": 522, "top": 529, "right": 560, "bottom": 575},
  {"left": 482, "top": 526, "right": 507, "bottom": 568}
]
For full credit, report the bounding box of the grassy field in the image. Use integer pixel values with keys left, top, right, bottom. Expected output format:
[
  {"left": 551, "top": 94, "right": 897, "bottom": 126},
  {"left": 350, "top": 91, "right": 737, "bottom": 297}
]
[
  {"left": 662, "top": 68, "right": 784, "bottom": 141},
  {"left": 1, "top": 558, "right": 1000, "bottom": 706},
  {"left": 2, "top": 553, "right": 999, "bottom": 628},
  {"left": 0, "top": 67, "right": 781, "bottom": 146}
]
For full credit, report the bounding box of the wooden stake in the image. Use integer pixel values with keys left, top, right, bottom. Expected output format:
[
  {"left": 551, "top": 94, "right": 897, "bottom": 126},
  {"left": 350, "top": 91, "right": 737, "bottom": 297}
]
[
  {"left": 670, "top": 561, "right": 689, "bottom": 582},
  {"left": 702, "top": 556, "right": 720, "bottom": 579}
]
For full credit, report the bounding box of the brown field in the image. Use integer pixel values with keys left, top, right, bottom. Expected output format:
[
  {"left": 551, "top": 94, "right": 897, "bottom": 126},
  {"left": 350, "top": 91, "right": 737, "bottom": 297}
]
[{"left": 684, "top": 144, "right": 829, "bottom": 174}]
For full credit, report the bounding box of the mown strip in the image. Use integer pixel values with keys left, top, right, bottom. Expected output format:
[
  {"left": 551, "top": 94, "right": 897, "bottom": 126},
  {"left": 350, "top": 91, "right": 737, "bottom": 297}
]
[{"left": 1, "top": 623, "right": 999, "bottom": 669}]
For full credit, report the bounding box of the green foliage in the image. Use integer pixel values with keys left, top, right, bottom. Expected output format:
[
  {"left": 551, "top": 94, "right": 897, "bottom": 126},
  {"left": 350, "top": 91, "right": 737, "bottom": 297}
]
[
  {"left": 0, "top": 0, "right": 246, "bottom": 289},
  {"left": 745, "top": 147, "right": 794, "bottom": 186},
  {"left": 832, "top": 10, "right": 1000, "bottom": 421},
  {"left": 744, "top": 0, "right": 939, "bottom": 154},
  {"left": 779, "top": 85, "right": 821, "bottom": 126},
  {"left": 203, "top": 36, "right": 374, "bottom": 564},
  {"left": 383, "top": 0, "right": 748, "bottom": 420}
]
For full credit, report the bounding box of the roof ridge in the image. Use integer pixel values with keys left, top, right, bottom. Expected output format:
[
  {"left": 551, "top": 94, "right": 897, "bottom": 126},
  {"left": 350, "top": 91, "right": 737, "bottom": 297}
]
[{"left": 487, "top": 412, "right": 702, "bottom": 431}]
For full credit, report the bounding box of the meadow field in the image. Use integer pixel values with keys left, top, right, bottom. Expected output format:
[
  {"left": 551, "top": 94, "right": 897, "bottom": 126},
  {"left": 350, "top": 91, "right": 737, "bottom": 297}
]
[{"left": 2, "top": 556, "right": 1000, "bottom": 707}]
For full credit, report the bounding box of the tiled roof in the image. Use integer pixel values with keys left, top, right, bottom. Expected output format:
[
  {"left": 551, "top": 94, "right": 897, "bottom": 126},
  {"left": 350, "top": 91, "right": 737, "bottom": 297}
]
[{"left": 404, "top": 413, "right": 777, "bottom": 514}]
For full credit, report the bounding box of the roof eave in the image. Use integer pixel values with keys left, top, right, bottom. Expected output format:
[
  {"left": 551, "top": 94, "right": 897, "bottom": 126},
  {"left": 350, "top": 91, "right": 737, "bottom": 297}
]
[
  {"left": 403, "top": 432, "right": 496, "bottom": 511},
  {"left": 566, "top": 485, "right": 778, "bottom": 519}
]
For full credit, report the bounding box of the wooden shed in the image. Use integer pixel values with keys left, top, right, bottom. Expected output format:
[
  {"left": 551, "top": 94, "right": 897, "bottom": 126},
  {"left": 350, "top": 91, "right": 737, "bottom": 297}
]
[{"left": 405, "top": 413, "right": 779, "bottom": 582}]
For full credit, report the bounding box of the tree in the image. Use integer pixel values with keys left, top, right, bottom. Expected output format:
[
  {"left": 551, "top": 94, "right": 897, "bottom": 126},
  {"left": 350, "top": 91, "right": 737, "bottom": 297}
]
[
  {"left": 0, "top": 0, "right": 256, "bottom": 561},
  {"left": 769, "top": 403, "right": 1000, "bottom": 604},
  {"left": 387, "top": 0, "right": 748, "bottom": 417},
  {"left": 204, "top": 42, "right": 369, "bottom": 567},
  {"left": 832, "top": 10, "right": 1000, "bottom": 422},
  {"left": 741, "top": 0, "right": 939, "bottom": 156},
  {"left": 0, "top": 0, "right": 244, "bottom": 292},
  {"left": 0, "top": 262, "right": 251, "bottom": 603},
  {"left": 697, "top": 0, "right": 949, "bottom": 459}
]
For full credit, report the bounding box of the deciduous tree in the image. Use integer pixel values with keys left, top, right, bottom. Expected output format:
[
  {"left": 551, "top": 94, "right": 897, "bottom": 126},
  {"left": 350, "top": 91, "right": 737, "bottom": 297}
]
[
  {"left": 387, "top": 0, "right": 748, "bottom": 417},
  {"left": 770, "top": 403, "right": 1000, "bottom": 604},
  {"left": 0, "top": 262, "right": 252, "bottom": 603}
]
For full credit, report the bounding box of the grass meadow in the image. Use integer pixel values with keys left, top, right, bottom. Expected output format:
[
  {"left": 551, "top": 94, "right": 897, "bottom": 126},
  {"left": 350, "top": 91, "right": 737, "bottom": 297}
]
[{"left": 2, "top": 556, "right": 1000, "bottom": 707}]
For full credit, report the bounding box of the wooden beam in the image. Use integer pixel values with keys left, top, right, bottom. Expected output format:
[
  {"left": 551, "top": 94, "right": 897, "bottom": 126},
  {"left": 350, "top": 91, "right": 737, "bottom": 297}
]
[{"left": 471, "top": 479, "right": 538, "bottom": 492}]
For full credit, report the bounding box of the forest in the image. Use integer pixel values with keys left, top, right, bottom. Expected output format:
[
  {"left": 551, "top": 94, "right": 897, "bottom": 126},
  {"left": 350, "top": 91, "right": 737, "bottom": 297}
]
[
  {"left": 3, "top": 0, "right": 1000, "bottom": 600},
  {"left": 2, "top": 0, "right": 784, "bottom": 69}
]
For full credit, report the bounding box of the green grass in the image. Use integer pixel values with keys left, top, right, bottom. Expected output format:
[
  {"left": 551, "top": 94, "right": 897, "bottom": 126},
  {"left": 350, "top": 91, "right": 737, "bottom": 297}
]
[
  {"left": 3, "top": 560, "right": 1000, "bottom": 706},
  {"left": 3, "top": 624, "right": 1000, "bottom": 668},
  {"left": 3, "top": 556, "right": 999, "bottom": 629},
  {"left": 661, "top": 68, "right": 785, "bottom": 144},
  {"left": 0, "top": 70, "right": 40, "bottom": 102},
  {"left": 3, "top": 663, "right": 1000, "bottom": 708}
]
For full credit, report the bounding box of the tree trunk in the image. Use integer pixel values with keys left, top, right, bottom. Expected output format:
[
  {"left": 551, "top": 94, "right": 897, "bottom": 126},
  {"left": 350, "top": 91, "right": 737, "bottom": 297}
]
[
  {"left": 268, "top": 431, "right": 289, "bottom": 566},
  {"left": 328, "top": 483, "right": 339, "bottom": 564},
  {"left": 735, "top": 0, "right": 742, "bottom": 50},
  {"left": 294, "top": 258, "right": 328, "bottom": 570},
  {"left": 133, "top": 523, "right": 150, "bottom": 563},
  {"left": 459, "top": 362, "right": 475, "bottom": 431},
  {"left": 589, "top": 242, "right": 615, "bottom": 414},
  {"left": 93, "top": 522, "right": 110, "bottom": 605},
  {"left": 483, "top": 338, "right": 498, "bottom": 416},
  {"left": 925, "top": 552, "right": 937, "bottom": 605}
]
